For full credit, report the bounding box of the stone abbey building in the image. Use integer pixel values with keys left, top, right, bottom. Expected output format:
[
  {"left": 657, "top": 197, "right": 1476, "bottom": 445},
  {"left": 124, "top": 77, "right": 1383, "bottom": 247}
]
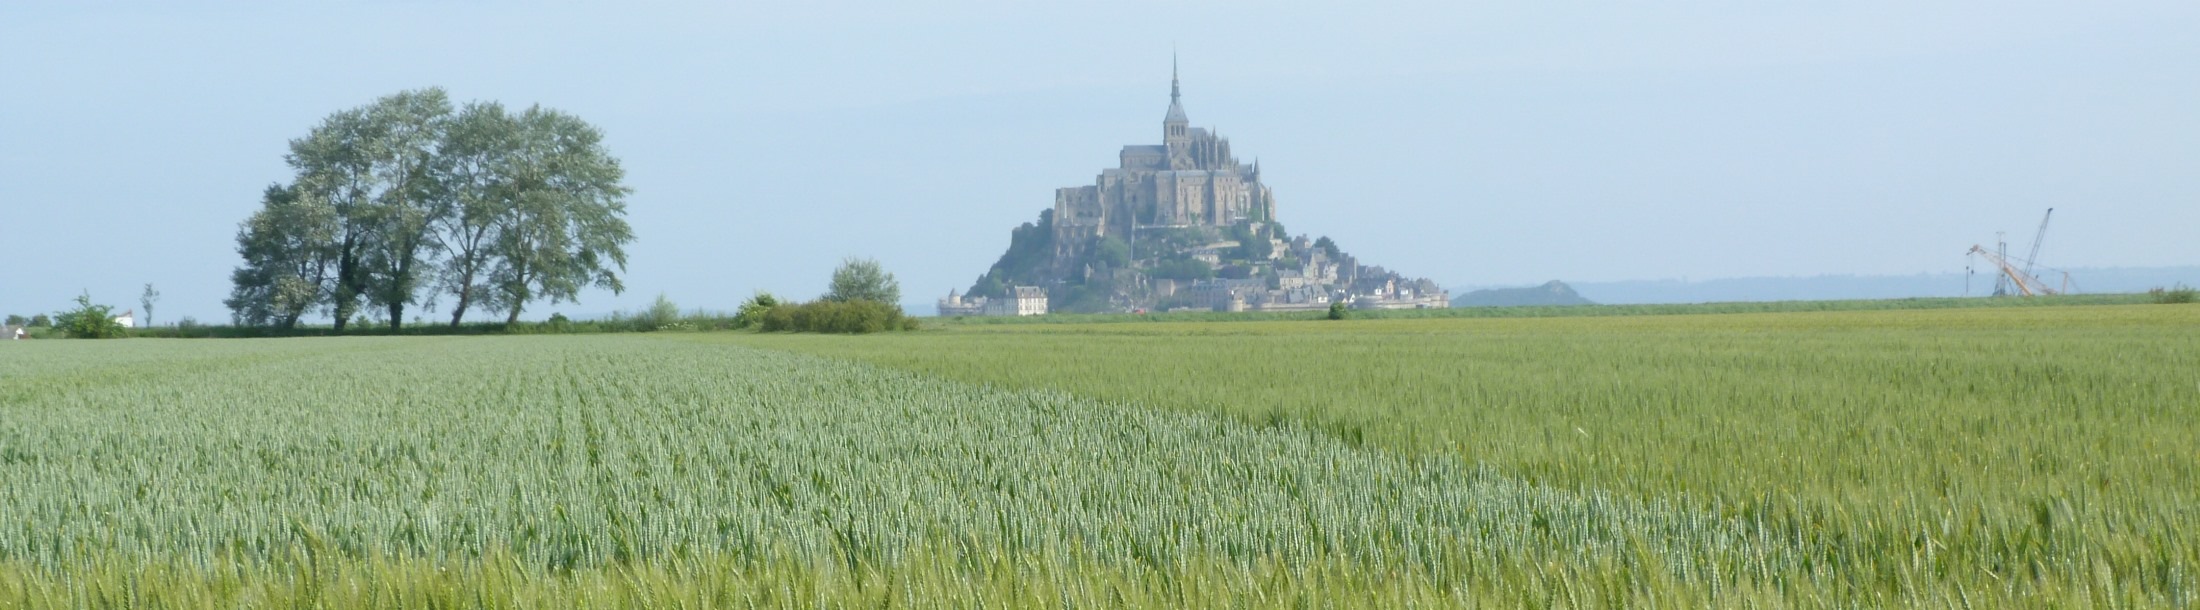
[
  {"left": 1050, "top": 64, "right": 1278, "bottom": 259},
  {"left": 945, "top": 63, "right": 1449, "bottom": 316}
]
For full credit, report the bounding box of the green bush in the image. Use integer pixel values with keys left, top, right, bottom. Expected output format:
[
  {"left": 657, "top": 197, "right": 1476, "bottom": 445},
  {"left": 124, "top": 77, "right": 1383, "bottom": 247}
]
[
  {"left": 54, "top": 292, "right": 128, "bottom": 339},
  {"left": 1327, "top": 301, "right": 1348, "bottom": 320},
  {"left": 634, "top": 294, "right": 683, "bottom": 331},
  {"left": 733, "top": 292, "right": 780, "bottom": 329},
  {"left": 758, "top": 300, "right": 914, "bottom": 334},
  {"left": 2148, "top": 284, "right": 2197, "bottom": 304},
  {"left": 1150, "top": 257, "right": 1213, "bottom": 281}
]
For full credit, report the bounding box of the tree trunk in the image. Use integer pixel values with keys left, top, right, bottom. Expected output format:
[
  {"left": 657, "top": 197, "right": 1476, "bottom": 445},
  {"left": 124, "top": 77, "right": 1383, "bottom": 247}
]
[
  {"left": 388, "top": 233, "right": 417, "bottom": 332},
  {"left": 505, "top": 304, "right": 523, "bottom": 325},
  {"left": 449, "top": 268, "right": 477, "bottom": 328},
  {"left": 332, "top": 236, "right": 360, "bottom": 332}
]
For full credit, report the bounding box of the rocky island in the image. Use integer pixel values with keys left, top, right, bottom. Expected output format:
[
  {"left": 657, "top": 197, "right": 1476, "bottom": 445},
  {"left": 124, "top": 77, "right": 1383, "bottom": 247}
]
[{"left": 945, "top": 64, "right": 1448, "bottom": 316}]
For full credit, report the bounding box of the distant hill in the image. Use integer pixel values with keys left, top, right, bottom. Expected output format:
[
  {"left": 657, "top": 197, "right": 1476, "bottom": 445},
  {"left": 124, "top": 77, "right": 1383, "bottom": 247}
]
[
  {"left": 1451, "top": 280, "right": 1594, "bottom": 308},
  {"left": 1505, "top": 266, "right": 2200, "bottom": 305}
]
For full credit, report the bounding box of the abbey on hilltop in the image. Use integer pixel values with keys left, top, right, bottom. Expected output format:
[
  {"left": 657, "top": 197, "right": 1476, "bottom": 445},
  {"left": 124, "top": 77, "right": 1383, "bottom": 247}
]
[
  {"left": 1049, "top": 62, "right": 1277, "bottom": 258},
  {"left": 946, "top": 62, "right": 1448, "bottom": 316}
]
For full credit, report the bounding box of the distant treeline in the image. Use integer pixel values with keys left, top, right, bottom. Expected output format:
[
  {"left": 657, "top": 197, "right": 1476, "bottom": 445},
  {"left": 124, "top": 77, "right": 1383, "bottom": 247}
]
[{"left": 95, "top": 293, "right": 2168, "bottom": 338}]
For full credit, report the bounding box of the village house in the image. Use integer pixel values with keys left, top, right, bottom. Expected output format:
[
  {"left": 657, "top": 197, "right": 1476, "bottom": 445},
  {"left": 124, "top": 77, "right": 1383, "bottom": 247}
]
[{"left": 937, "top": 286, "right": 1049, "bottom": 317}]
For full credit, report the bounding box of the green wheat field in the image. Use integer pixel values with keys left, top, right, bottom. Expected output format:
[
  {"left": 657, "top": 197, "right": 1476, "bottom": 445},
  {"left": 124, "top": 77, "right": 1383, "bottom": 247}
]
[{"left": 2, "top": 303, "right": 2196, "bottom": 607}]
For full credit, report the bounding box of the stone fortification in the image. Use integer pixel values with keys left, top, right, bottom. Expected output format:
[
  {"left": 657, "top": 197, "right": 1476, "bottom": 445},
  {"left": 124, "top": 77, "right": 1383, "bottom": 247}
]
[{"left": 945, "top": 62, "right": 1447, "bottom": 316}]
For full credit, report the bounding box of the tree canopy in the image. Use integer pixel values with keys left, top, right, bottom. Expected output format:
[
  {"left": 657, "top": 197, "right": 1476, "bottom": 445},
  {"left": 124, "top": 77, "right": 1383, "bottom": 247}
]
[
  {"left": 54, "top": 292, "right": 127, "bottom": 339},
  {"left": 824, "top": 257, "right": 901, "bottom": 305},
  {"left": 966, "top": 210, "right": 1055, "bottom": 298},
  {"left": 226, "top": 88, "right": 632, "bottom": 330}
]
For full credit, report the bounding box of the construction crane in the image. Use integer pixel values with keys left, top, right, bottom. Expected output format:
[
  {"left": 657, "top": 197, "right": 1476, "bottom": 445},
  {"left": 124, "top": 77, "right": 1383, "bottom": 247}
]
[
  {"left": 2021, "top": 208, "right": 2053, "bottom": 279},
  {"left": 1967, "top": 208, "right": 2067, "bottom": 297},
  {"left": 1967, "top": 244, "right": 2061, "bottom": 296}
]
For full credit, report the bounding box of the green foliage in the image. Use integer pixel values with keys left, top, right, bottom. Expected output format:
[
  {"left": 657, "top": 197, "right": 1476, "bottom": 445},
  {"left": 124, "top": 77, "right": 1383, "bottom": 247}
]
[
  {"left": 1313, "top": 235, "right": 1342, "bottom": 261},
  {"left": 732, "top": 291, "right": 781, "bottom": 329},
  {"left": 140, "top": 284, "right": 159, "bottom": 327},
  {"left": 824, "top": 257, "right": 901, "bottom": 305},
  {"left": 4, "top": 314, "right": 23, "bottom": 326},
  {"left": 1327, "top": 301, "right": 1348, "bottom": 320},
  {"left": 968, "top": 275, "right": 1006, "bottom": 300},
  {"left": 1148, "top": 257, "right": 1213, "bottom": 281},
  {"left": 2149, "top": 283, "right": 2197, "bottom": 304},
  {"left": 485, "top": 105, "right": 634, "bottom": 325},
  {"left": 758, "top": 299, "right": 915, "bottom": 333},
  {"left": 1133, "top": 227, "right": 1211, "bottom": 261},
  {"left": 1227, "top": 222, "right": 1273, "bottom": 261},
  {"left": 357, "top": 88, "right": 452, "bottom": 332},
  {"left": 227, "top": 89, "right": 634, "bottom": 331},
  {"left": 967, "top": 210, "right": 1055, "bottom": 298},
  {"left": 226, "top": 183, "right": 337, "bottom": 329},
  {"left": 29, "top": 314, "right": 50, "bottom": 327},
  {"left": 627, "top": 293, "right": 683, "bottom": 331},
  {"left": 1050, "top": 284, "right": 1111, "bottom": 314},
  {"left": 1092, "top": 236, "right": 1130, "bottom": 268},
  {"left": 53, "top": 292, "right": 128, "bottom": 339}
]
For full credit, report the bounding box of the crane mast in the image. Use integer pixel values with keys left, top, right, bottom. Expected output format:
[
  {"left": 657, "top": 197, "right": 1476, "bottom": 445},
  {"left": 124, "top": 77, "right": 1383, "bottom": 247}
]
[{"left": 2022, "top": 208, "right": 2053, "bottom": 278}]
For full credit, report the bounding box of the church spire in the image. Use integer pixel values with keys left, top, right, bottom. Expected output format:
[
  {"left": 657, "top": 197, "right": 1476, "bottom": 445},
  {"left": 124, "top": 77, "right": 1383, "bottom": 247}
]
[{"left": 1164, "top": 55, "right": 1189, "bottom": 126}]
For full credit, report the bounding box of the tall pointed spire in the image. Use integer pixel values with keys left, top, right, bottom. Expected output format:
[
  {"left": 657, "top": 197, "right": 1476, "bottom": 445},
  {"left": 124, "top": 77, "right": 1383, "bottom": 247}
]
[
  {"left": 1171, "top": 53, "right": 1180, "bottom": 105},
  {"left": 1164, "top": 54, "right": 1189, "bottom": 125}
]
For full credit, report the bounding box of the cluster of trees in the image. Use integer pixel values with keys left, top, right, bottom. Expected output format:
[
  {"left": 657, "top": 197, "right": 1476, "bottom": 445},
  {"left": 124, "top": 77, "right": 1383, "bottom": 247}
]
[
  {"left": 1226, "top": 221, "right": 1275, "bottom": 262},
  {"left": 744, "top": 258, "right": 916, "bottom": 333},
  {"left": 4, "top": 314, "right": 52, "bottom": 327},
  {"left": 227, "top": 88, "right": 633, "bottom": 331},
  {"left": 1149, "top": 257, "right": 1215, "bottom": 281}
]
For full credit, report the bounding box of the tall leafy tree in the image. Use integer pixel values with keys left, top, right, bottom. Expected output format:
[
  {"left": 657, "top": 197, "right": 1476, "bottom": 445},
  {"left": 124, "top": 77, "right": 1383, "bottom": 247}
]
[
  {"left": 432, "top": 101, "right": 519, "bottom": 326},
  {"left": 284, "top": 103, "right": 383, "bottom": 332},
  {"left": 359, "top": 89, "right": 454, "bottom": 330},
  {"left": 139, "top": 284, "right": 159, "bottom": 327},
  {"left": 488, "top": 106, "right": 633, "bottom": 324},
  {"left": 226, "top": 184, "right": 338, "bottom": 329},
  {"left": 825, "top": 257, "right": 901, "bottom": 305}
]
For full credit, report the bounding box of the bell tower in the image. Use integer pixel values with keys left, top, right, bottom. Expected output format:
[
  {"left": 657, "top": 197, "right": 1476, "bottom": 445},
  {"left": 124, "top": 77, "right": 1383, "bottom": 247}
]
[{"left": 1163, "top": 56, "right": 1190, "bottom": 159}]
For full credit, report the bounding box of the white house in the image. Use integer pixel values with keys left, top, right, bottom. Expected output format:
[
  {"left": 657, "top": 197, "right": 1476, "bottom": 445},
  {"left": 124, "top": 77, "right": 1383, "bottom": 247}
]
[
  {"left": 113, "top": 309, "right": 135, "bottom": 328},
  {"left": 1006, "top": 286, "right": 1049, "bottom": 316}
]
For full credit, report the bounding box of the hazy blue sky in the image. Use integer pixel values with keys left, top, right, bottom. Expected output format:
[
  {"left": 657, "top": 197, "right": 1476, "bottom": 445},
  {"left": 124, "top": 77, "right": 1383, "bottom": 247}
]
[{"left": 4, "top": 2, "right": 2197, "bottom": 322}]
